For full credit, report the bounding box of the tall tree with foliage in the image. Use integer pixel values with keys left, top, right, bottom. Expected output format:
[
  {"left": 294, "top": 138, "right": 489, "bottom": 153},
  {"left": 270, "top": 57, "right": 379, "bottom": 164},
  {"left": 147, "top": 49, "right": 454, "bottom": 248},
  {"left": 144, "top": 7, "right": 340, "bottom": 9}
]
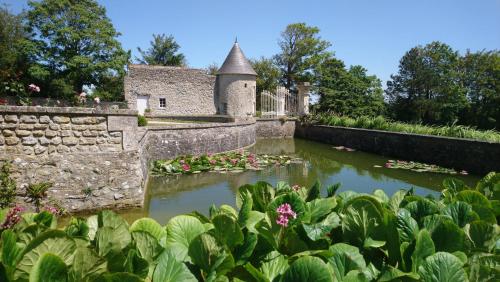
[
  {"left": 25, "top": 0, "right": 129, "bottom": 99},
  {"left": 137, "top": 34, "right": 185, "bottom": 66},
  {"left": 274, "top": 23, "right": 331, "bottom": 90},
  {"left": 250, "top": 57, "right": 281, "bottom": 110},
  {"left": 460, "top": 50, "right": 500, "bottom": 129},
  {"left": 386, "top": 41, "right": 467, "bottom": 124},
  {"left": 250, "top": 57, "right": 280, "bottom": 93},
  {"left": 0, "top": 6, "right": 31, "bottom": 96},
  {"left": 316, "top": 56, "right": 385, "bottom": 116}
]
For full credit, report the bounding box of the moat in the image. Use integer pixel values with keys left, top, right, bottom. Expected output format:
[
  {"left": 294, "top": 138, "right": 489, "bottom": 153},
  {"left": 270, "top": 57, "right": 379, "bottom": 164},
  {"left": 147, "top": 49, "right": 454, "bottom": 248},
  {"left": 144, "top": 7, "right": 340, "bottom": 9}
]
[{"left": 121, "top": 138, "right": 480, "bottom": 224}]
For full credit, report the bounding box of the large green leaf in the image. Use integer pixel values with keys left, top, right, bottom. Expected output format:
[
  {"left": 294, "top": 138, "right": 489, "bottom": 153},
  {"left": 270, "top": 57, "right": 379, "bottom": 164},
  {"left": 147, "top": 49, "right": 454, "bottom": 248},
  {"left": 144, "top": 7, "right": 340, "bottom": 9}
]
[
  {"left": 1, "top": 229, "right": 22, "bottom": 272},
  {"left": 15, "top": 230, "right": 76, "bottom": 281},
  {"left": 212, "top": 214, "right": 244, "bottom": 249},
  {"left": 467, "top": 253, "right": 500, "bottom": 282},
  {"left": 93, "top": 272, "right": 144, "bottom": 282},
  {"left": 165, "top": 215, "right": 205, "bottom": 261},
  {"left": 396, "top": 208, "right": 419, "bottom": 242},
  {"left": 466, "top": 220, "right": 498, "bottom": 252},
  {"left": 389, "top": 190, "right": 409, "bottom": 212},
  {"left": 129, "top": 218, "right": 166, "bottom": 241},
  {"left": 306, "top": 197, "right": 337, "bottom": 223},
  {"left": 188, "top": 233, "right": 234, "bottom": 275},
  {"left": 455, "top": 190, "right": 491, "bottom": 208},
  {"left": 98, "top": 210, "right": 130, "bottom": 229},
  {"left": 259, "top": 251, "right": 289, "bottom": 282},
  {"left": 29, "top": 253, "right": 68, "bottom": 282},
  {"left": 417, "top": 252, "right": 467, "bottom": 282},
  {"left": 87, "top": 215, "right": 98, "bottom": 241},
  {"left": 238, "top": 190, "right": 253, "bottom": 227},
  {"left": 306, "top": 180, "right": 321, "bottom": 202},
  {"left": 68, "top": 247, "right": 107, "bottom": 282},
  {"left": 342, "top": 206, "right": 381, "bottom": 248},
  {"left": 233, "top": 232, "right": 258, "bottom": 265},
  {"left": 471, "top": 204, "right": 497, "bottom": 224},
  {"left": 442, "top": 178, "right": 469, "bottom": 194},
  {"left": 152, "top": 250, "right": 197, "bottom": 282},
  {"left": 132, "top": 231, "right": 163, "bottom": 263},
  {"left": 282, "top": 256, "right": 333, "bottom": 282},
  {"left": 236, "top": 182, "right": 275, "bottom": 212},
  {"left": 373, "top": 189, "right": 390, "bottom": 204},
  {"left": 404, "top": 198, "right": 439, "bottom": 225},
  {"left": 411, "top": 229, "right": 435, "bottom": 273},
  {"left": 302, "top": 212, "right": 340, "bottom": 241},
  {"left": 64, "top": 217, "right": 90, "bottom": 239},
  {"left": 123, "top": 249, "right": 149, "bottom": 278},
  {"left": 475, "top": 172, "right": 500, "bottom": 200},
  {"left": 427, "top": 217, "right": 466, "bottom": 253},
  {"left": 95, "top": 225, "right": 131, "bottom": 257},
  {"left": 378, "top": 265, "right": 419, "bottom": 282},
  {"left": 443, "top": 201, "right": 479, "bottom": 227},
  {"left": 327, "top": 243, "right": 366, "bottom": 281}
]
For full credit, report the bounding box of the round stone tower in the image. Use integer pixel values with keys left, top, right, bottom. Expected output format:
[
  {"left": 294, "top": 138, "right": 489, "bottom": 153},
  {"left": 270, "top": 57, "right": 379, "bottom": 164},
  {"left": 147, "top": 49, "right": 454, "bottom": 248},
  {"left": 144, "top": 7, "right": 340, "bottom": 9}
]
[{"left": 216, "top": 41, "right": 257, "bottom": 119}]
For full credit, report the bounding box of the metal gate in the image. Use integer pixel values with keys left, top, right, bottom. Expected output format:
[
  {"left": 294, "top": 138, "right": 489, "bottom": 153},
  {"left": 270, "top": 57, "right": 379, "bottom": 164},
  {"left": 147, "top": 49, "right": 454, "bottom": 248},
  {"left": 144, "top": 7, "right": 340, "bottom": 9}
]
[{"left": 259, "top": 86, "right": 297, "bottom": 118}]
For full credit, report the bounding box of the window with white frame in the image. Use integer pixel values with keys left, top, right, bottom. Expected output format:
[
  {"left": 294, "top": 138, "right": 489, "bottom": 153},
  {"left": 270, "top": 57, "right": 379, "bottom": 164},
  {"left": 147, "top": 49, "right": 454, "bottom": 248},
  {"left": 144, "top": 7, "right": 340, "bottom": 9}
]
[{"left": 159, "top": 98, "right": 166, "bottom": 108}]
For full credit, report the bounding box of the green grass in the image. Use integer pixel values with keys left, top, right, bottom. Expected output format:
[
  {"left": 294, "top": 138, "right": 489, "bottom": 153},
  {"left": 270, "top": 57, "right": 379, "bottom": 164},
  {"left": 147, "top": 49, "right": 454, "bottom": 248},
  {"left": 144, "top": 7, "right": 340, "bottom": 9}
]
[{"left": 309, "top": 114, "right": 500, "bottom": 143}]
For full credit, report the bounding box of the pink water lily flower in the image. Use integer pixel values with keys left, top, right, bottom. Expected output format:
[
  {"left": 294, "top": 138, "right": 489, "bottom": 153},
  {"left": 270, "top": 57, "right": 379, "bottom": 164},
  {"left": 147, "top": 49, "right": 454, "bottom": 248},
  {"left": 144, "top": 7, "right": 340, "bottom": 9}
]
[{"left": 181, "top": 163, "right": 191, "bottom": 171}]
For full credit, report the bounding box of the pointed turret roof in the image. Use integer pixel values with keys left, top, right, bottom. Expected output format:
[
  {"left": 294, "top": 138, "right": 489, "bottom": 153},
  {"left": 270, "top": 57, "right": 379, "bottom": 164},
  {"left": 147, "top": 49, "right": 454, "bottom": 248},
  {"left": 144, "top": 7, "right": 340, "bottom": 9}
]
[{"left": 217, "top": 41, "right": 257, "bottom": 75}]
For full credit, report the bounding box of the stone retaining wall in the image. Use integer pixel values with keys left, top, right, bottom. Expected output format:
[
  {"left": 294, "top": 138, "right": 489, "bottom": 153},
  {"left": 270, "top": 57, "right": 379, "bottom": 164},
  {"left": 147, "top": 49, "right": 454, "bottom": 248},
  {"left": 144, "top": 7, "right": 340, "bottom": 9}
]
[
  {"left": 295, "top": 123, "right": 500, "bottom": 175},
  {"left": 139, "top": 121, "right": 256, "bottom": 175},
  {"left": 255, "top": 118, "right": 296, "bottom": 138},
  {"left": 0, "top": 106, "right": 144, "bottom": 212}
]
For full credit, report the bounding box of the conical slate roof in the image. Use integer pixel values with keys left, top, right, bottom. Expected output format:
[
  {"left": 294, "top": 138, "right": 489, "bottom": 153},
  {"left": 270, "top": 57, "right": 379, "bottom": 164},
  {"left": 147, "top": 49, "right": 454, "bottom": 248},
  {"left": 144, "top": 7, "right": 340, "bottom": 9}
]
[{"left": 217, "top": 42, "right": 257, "bottom": 75}]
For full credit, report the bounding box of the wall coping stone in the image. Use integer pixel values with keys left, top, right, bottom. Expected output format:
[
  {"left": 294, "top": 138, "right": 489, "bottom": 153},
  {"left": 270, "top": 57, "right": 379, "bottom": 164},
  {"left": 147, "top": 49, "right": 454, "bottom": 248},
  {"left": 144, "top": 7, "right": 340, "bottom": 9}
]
[
  {"left": 144, "top": 120, "right": 255, "bottom": 131},
  {"left": 256, "top": 117, "right": 298, "bottom": 121},
  {"left": 0, "top": 105, "right": 137, "bottom": 116},
  {"left": 309, "top": 124, "right": 500, "bottom": 145}
]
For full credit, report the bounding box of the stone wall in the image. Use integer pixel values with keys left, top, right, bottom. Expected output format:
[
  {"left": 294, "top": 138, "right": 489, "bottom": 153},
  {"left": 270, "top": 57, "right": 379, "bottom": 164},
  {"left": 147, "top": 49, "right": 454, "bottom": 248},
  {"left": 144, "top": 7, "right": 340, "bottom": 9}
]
[
  {"left": 0, "top": 106, "right": 144, "bottom": 212},
  {"left": 255, "top": 118, "right": 296, "bottom": 138},
  {"left": 139, "top": 121, "right": 256, "bottom": 174},
  {"left": 125, "top": 65, "right": 216, "bottom": 116},
  {"left": 295, "top": 124, "right": 500, "bottom": 175}
]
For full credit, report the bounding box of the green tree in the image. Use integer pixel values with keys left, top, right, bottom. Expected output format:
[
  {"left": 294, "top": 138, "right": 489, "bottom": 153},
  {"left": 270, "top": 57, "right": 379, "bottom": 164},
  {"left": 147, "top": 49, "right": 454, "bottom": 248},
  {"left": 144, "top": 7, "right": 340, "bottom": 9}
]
[
  {"left": 137, "top": 34, "right": 185, "bottom": 66},
  {"left": 460, "top": 50, "right": 500, "bottom": 129},
  {"left": 386, "top": 41, "right": 467, "bottom": 124},
  {"left": 316, "top": 56, "right": 385, "bottom": 116},
  {"left": 274, "top": 23, "right": 331, "bottom": 90},
  {"left": 250, "top": 57, "right": 280, "bottom": 93},
  {"left": 26, "top": 0, "right": 129, "bottom": 98},
  {"left": 0, "top": 5, "right": 31, "bottom": 96}
]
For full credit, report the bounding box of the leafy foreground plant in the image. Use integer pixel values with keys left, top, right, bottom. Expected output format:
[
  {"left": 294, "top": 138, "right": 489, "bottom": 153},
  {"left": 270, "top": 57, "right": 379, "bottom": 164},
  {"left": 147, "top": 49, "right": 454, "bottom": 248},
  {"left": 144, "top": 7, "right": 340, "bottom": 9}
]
[
  {"left": 0, "top": 173, "right": 498, "bottom": 281},
  {"left": 152, "top": 151, "right": 300, "bottom": 175}
]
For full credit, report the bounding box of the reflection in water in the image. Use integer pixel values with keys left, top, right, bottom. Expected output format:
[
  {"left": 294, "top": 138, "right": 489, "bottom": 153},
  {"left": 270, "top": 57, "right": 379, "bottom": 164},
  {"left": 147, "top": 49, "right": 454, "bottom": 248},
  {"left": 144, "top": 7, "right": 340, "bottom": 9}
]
[{"left": 145, "top": 138, "right": 480, "bottom": 225}]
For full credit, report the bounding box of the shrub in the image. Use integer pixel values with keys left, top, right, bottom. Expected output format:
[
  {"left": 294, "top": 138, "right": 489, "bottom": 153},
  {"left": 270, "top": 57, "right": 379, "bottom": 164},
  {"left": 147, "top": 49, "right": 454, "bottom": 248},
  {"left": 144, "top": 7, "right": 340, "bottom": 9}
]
[
  {"left": 138, "top": 115, "right": 147, "bottom": 126},
  {"left": 0, "top": 173, "right": 498, "bottom": 281},
  {"left": 310, "top": 113, "right": 500, "bottom": 143},
  {"left": 0, "top": 162, "right": 16, "bottom": 208}
]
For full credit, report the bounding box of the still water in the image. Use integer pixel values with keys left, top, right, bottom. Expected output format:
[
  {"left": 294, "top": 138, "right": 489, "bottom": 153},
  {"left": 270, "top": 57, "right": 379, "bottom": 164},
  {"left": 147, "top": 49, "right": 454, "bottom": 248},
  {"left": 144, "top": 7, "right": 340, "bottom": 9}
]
[{"left": 134, "top": 138, "right": 480, "bottom": 225}]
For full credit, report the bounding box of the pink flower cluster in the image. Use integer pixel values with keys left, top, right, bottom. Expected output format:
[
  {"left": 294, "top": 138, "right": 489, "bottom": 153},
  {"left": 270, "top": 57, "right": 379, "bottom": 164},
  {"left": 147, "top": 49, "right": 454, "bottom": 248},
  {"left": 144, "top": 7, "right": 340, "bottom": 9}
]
[
  {"left": 292, "top": 184, "right": 301, "bottom": 192},
  {"left": 43, "top": 205, "right": 60, "bottom": 215},
  {"left": 28, "top": 84, "right": 40, "bottom": 93},
  {"left": 0, "top": 205, "right": 24, "bottom": 230},
  {"left": 276, "top": 203, "right": 297, "bottom": 227},
  {"left": 209, "top": 159, "right": 217, "bottom": 165}
]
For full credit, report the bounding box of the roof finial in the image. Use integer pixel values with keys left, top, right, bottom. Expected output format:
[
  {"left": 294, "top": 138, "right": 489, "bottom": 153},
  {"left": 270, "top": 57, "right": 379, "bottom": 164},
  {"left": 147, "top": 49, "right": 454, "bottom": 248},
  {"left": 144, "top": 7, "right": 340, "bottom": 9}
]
[{"left": 235, "top": 36, "right": 238, "bottom": 43}]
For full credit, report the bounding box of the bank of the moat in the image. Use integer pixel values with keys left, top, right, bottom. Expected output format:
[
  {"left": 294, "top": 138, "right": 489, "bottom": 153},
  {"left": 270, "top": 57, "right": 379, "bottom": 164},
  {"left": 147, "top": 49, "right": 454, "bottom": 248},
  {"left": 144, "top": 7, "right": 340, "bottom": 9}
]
[{"left": 0, "top": 105, "right": 497, "bottom": 213}]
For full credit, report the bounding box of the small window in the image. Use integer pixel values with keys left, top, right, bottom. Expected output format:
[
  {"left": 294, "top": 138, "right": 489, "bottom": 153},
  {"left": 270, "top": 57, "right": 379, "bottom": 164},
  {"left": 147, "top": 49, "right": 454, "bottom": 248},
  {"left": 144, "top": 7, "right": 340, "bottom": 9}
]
[
  {"left": 244, "top": 83, "right": 248, "bottom": 88},
  {"left": 159, "top": 98, "right": 166, "bottom": 108}
]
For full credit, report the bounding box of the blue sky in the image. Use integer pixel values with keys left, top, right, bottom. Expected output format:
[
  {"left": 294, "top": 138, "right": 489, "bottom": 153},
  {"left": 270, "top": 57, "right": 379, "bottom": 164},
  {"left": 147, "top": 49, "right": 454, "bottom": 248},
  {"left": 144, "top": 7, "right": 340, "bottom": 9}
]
[{"left": 3, "top": 0, "right": 500, "bottom": 86}]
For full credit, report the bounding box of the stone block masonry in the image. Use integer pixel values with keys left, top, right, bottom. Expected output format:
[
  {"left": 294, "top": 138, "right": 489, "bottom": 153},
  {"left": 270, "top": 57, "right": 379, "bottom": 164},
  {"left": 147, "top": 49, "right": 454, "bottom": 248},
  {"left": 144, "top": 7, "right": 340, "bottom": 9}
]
[{"left": 0, "top": 106, "right": 144, "bottom": 212}]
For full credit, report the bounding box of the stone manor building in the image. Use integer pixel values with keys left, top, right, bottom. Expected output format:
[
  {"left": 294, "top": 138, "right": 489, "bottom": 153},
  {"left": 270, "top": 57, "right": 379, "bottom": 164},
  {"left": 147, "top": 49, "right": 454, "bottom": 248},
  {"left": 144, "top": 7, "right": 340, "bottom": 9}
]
[{"left": 124, "top": 41, "right": 257, "bottom": 119}]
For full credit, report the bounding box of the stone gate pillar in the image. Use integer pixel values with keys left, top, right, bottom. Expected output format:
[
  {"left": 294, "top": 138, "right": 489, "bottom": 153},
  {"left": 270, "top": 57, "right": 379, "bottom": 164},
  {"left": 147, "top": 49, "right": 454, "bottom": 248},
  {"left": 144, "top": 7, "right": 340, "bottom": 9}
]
[{"left": 297, "top": 82, "right": 311, "bottom": 116}]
